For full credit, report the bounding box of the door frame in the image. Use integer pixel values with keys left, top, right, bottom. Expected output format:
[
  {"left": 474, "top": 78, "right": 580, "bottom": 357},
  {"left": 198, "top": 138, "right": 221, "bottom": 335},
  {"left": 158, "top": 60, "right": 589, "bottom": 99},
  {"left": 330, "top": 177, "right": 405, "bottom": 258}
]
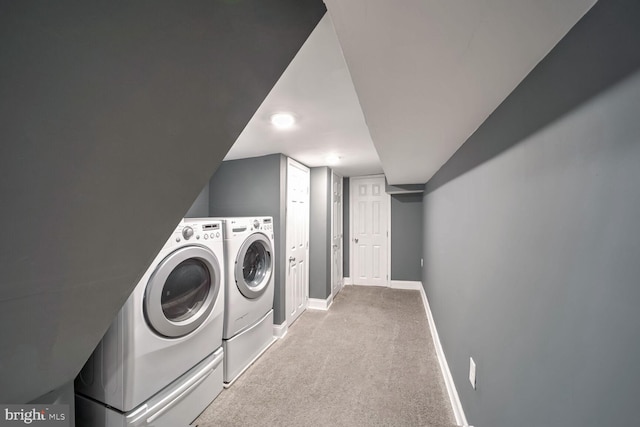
[
  {"left": 285, "top": 157, "right": 310, "bottom": 326},
  {"left": 330, "top": 171, "right": 344, "bottom": 299},
  {"left": 349, "top": 174, "right": 391, "bottom": 287}
]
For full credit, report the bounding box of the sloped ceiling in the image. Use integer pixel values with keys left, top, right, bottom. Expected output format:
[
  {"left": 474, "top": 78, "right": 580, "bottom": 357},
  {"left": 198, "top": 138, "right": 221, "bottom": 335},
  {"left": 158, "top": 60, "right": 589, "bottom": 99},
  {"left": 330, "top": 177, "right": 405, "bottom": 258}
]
[
  {"left": 324, "top": 0, "right": 597, "bottom": 185},
  {"left": 225, "top": 14, "right": 383, "bottom": 177},
  {"left": 0, "top": 0, "right": 325, "bottom": 402}
]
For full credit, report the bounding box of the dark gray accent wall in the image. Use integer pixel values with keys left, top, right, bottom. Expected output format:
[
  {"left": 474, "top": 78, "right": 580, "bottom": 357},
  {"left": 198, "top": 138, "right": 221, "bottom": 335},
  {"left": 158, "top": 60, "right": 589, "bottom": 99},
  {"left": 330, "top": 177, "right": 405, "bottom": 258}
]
[
  {"left": 185, "top": 182, "right": 210, "bottom": 218},
  {"left": 309, "top": 167, "right": 332, "bottom": 299},
  {"left": 423, "top": 1, "right": 640, "bottom": 426},
  {"left": 208, "top": 154, "right": 289, "bottom": 324},
  {"left": 343, "top": 177, "right": 350, "bottom": 277},
  {"left": 0, "top": 1, "right": 325, "bottom": 403},
  {"left": 390, "top": 194, "right": 423, "bottom": 281}
]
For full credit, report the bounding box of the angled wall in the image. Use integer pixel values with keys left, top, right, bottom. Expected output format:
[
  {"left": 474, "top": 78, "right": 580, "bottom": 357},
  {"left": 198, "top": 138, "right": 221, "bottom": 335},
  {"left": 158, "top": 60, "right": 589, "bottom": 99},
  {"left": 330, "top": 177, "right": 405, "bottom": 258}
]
[
  {"left": 423, "top": 1, "right": 640, "bottom": 425},
  {"left": 0, "top": 1, "right": 325, "bottom": 403}
]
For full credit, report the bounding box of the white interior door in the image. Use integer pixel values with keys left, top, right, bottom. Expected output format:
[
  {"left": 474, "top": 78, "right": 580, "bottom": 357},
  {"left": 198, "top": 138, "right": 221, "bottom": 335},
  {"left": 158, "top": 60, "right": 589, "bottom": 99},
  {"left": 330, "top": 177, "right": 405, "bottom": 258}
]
[
  {"left": 331, "top": 172, "right": 343, "bottom": 296},
  {"left": 286, "top": 158, "right": 310, "bottom": 326},
  {"left": 350, "top": 175, "right": 389, "bottom": 287}
]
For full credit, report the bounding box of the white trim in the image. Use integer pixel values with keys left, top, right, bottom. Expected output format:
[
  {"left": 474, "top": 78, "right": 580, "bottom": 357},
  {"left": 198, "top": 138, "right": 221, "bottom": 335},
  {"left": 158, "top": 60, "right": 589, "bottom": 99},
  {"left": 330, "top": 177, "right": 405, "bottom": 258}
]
[
  {"left": 387, "top": 184, "right": 391, "bottom": 288},
  {"left": 349, "top": 174, "right": 391, "bottom": 287},
  {"left": 273, "top": 321, "right": 288, "bottom": 339},
  {"left": 285, "top": 157, "right": 311, "bottom": 327},
  {"left": 390, "top": 280, "right": 422, "bottom": 290},
  {"left": 344, "top": 277, "right": 352, "bottom": 285},
  {"left": 307, "top": 295, "right": 333, "bottom": 311},
  {"left": 418, "top": 284, "right": 469, "bottom": 426},
  {"left": 330, "top": 171, "right": 344, "bottom": 300},
  {"left": 349, "top": 176, "right": 354, "bottom": 287}
]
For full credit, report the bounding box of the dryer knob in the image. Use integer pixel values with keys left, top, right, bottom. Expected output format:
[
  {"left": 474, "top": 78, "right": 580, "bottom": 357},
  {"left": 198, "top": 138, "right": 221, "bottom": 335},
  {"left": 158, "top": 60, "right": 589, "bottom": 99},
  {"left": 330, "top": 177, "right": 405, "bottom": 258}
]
[
  {"left": 182, "top": 226, "right": 194, "bottom": 240},
  {"left": 253, "top": 219, "right": 260, "bottom": 229}
]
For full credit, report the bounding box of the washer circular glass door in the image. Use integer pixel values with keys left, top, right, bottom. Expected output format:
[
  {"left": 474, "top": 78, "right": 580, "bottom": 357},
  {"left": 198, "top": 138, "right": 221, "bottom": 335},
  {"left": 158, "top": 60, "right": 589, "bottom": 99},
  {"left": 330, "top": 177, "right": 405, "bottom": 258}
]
[
  {"left": 235, "top": 233, "right": 273, "bottom": 299},
  {"left": 145, "top": 245, "right": 221, "bottom": 338}
]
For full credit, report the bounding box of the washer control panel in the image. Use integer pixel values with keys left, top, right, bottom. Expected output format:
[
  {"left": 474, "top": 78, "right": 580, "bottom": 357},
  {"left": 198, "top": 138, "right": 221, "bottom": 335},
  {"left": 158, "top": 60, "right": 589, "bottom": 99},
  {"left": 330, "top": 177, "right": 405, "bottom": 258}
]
[
  {"left": 182, "top": 226, "right": 194, "bottom": 240},
  {"left": 175, "top": 221, "right": 222, "bottom": 243}
]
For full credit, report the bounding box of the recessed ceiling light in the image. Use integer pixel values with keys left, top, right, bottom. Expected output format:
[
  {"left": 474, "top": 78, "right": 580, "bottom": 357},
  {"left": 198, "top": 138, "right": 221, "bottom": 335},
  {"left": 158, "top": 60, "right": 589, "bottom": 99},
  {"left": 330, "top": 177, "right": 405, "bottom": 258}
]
[
  {"left": 326, "top": 153, "right": 341, "bottom": 165},
  {"left": 270, "top": 113, "right": 295, "bottom": 129}
]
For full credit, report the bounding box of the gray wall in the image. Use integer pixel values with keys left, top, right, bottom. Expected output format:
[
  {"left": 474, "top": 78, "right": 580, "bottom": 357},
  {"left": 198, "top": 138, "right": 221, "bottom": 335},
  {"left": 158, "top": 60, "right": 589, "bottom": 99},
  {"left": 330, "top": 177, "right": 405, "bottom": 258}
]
[
  {"left": 208, "top": 154, "right": 289, "bottom": 324},
  {"left": 0, "top": 0, "right": 325, "bottom": 403},
  {"left": 185, "top": 182, "right": 210, "bottom": 218},
  {"left": 309, "top": 167, "right": 332, "bottom": 299},
  {"left": 391, "top": 194, "right": 423, "bottom": 281},
  {"left": 423, "top": 1, "right": 640, "bottom": 426},
  {"left": 343, "top": 177, "right": 350, "bottom": 277}
]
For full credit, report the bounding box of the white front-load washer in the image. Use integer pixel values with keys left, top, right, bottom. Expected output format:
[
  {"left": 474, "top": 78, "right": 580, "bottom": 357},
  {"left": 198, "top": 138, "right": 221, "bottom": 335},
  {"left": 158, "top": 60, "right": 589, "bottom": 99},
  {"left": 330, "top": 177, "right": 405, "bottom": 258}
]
[
  {"left": 75, "top": 219, "right": 226, "bottom": 427},
  {"left": 200, "top": 216, "right": 276, "bottom": 385}
]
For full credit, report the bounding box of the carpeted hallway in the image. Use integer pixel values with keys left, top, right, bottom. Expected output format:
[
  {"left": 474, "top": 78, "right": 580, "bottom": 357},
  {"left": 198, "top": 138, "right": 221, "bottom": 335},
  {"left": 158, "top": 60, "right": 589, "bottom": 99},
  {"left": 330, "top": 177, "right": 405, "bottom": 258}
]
[{"left": 193, "top": 285, "right": 457, "bottom": 427}]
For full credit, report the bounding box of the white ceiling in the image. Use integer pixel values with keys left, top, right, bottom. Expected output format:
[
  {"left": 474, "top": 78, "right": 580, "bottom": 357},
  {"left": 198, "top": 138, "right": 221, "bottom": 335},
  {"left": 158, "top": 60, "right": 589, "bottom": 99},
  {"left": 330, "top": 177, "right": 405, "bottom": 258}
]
[
  {"left": 227, "top": 0, "right": 597, "bottom": 183},
  {"left": 224, "top": 14, "right": 383, "bottom": 177}
]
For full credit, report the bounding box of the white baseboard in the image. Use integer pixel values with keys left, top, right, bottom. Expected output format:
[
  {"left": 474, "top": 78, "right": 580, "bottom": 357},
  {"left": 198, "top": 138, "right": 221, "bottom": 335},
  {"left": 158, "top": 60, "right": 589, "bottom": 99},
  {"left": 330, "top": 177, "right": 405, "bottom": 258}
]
[
  {"left": 351, "top": 282, "right": 386, "bottom": 287},
  {"left": 390, "top": 280, "right": 422, "bottom": 290},
  {"left": 418, "top": 284, "right": 469, "bottom": 427},
  {"left": 308, "top": 295, "right": 333, "bottom": 311},
  {"left": 344, "top": 276, "right": 352, "bottom": 285},
  {"left": 273, "top": 321, "right": 288, "bottom": 339}
]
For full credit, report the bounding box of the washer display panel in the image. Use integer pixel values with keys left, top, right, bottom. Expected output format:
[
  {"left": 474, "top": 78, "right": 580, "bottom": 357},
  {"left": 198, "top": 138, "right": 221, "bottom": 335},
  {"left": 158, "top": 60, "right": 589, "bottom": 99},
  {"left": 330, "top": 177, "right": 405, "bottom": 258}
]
[
  {"left": 235, "top": 233, "right": 273, "bottom": 299},
  {"left": 145, "top": 245, "right": 221, "bottom": 338}
]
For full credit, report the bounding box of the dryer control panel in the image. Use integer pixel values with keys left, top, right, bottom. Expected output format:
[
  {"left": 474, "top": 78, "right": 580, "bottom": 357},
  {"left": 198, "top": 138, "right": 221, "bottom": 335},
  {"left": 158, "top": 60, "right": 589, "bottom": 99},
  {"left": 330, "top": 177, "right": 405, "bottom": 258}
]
[{"left": 258, "top": 217, "right": 273, "bottom": 231}]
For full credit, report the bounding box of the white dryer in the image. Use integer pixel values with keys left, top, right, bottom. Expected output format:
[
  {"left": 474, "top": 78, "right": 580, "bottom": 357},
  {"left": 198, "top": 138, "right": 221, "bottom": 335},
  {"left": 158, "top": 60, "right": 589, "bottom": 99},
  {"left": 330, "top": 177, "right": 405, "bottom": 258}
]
[
  {"left": 202, "top": 217, "right": 276, "bottom": 385},
  {"left": 75, "top": 219, "right": 226, "bottom": 427}
]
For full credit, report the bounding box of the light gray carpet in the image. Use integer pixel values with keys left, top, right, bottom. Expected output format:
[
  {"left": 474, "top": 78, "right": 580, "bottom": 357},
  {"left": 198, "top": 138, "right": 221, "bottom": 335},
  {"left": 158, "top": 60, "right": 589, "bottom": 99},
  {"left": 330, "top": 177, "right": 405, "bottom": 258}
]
[{"left": 193, "top": 286, "right": 457, "bottom": 427}]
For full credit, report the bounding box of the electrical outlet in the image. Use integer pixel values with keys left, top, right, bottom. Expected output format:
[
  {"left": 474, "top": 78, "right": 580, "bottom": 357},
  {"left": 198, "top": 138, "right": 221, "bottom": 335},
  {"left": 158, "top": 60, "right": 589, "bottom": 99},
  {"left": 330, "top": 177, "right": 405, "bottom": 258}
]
[{"left": 469, "top": 357, "right": 477, "bottom": 389}]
